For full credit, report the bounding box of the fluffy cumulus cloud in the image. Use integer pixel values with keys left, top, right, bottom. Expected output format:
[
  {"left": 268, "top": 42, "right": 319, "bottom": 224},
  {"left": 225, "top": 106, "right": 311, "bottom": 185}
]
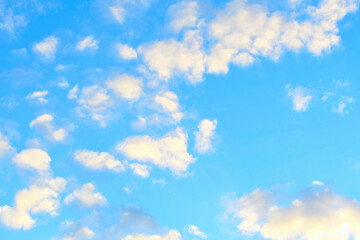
[
  {"left": 186, "top": 225, "right": 207, "bottom": 239},
  {"left": 117, "top": 43, "right": 137, "bottom": 60},
  {"left": 332, "top": 96, "right": 354, "bottom": 114},
  {"left": 30, "top": 114, "right": 68, "bottom": 142},
  {"left": 74, "top": 149, "right": 125, "bottom": 172},
  {"left": 33, "top": 36, "right": 58, "bottom": 60},
  {"left": 139, "top": 30, "right": 205, "bottom": 83},
  {"left": 0, "top": 177, "right": 66, "bottom": 230},
  {"left": 154, "top": 91, "right": 184, "bottom": 123},
  {"left": 116, "top": 128, "right": 195, "bottom": 176},
  {"left": 64, "top": 183, "right": 107, "bottom": 207},
  {"left": 110, "top": 5, "right": 125, "bottom": 24},
  {"left": 207, "top": 0, "right": 358, "bottom": 73},
  {"left": 12, "top": 148, "right": 51, "bottom": 172},
  {"left": 0, "top": 133, "right": 15, "bottom": 157},
  {"left": 106, "top": 74, "right": 143, "bottom": 101},
  {"left": 76, "top": 36, "right": 99, "bottom": 51},
  {"left": 225, "top": 186, "right": 360, "bottom": 240},
  {"left": 26, "top": 90, "right": 49, "bottom": 103},
  {"left": 122, "top": 230, "right": 182, "bottom": 240},
  {"left": 194, "top": 119, "right": 217, "bottom": 154},
  {"left": 75, "top": 85, "right": 113, "bottom": 127},
  {"left": 286, "top": 85, "right": 312, "bottom": 112}
]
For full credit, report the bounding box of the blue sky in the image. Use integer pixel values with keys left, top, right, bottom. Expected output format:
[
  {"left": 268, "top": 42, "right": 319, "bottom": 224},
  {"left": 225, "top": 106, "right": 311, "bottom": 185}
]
[{"left": 1, "top": 0, "right": 360, "bottom": 239}]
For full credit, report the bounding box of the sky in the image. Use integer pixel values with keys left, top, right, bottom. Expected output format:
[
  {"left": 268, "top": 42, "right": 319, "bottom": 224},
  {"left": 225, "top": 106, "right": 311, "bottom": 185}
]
[{"left": 1, "top": 0, "right": 360, "bottom": 239}]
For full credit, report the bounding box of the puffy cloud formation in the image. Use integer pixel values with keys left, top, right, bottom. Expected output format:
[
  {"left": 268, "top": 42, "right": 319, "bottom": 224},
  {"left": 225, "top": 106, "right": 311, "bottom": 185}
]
[
  {"left": 74, "top": 149, "right": 125, "bottom": 172},
  {"left": 332, "top": 96, "right": 354, "bottom": 114},
  {"left": 186, "top": 225, "right": 207, "bottom": 238},
  {"left": 225, "top": 187, "right": 360, "bottom": 240},
  {"left": 194, "top": 119, "right": 217, "bottom": 154},
  {"left": 0, "top": 133, "right": 15, "bottom": 157},
  {"left": 130, "top": 163, "right": 151, "bottom": 178},
  {"left": 26, "top": 90, "right": 49, "bottom": 103},
  {"left": 116, "top": 128, "right": 195, "bottom": 176},
  {"left": 33, "top": 36, "right": 58, "bottom": 60},
  {"left": 154, "top": 91, "right": 184, "bottom": 123},
  {"left": 207, "top": 0, "right": 358, "bottom": 71},
  {"left": 30, "top": 114, "right": 68, "bottom": 142},
  {"left": 140, "top": 0, "right": 357, "bottom": 82},
  {"left": 76, "top": 85, "right": 113, "bottom": 127},
  {"left": 106, "top": 75, "right": 143, "bottom": 101},
  {"left": 167, "top": 1, "right": 199, "bottom": 33},
  {"left": 117, "top": 43, "right": 137, "bottom": 60},
  {"left": 0, "top": 177, "right": 66, "bottom": 230},
  {"left": 12, "top": 148, "right": 51, "bottom": 172},
  {"left": 286, "top": 85, "right": 312, "bottom": 112},
  {"left": 76, "top": 36, "right": 99, "bottom": 51},
  {"left": 68, "top": 85, "right": 79, "bottom": 99},
  {"left": 64, "top": 183, "right": 107, "bottom": 207},
  {"left": 122, "top": 230, "right": 182, "bottom": 240},
  {"left": 139, "top": 30, "right": 205, "bottom": 83}
]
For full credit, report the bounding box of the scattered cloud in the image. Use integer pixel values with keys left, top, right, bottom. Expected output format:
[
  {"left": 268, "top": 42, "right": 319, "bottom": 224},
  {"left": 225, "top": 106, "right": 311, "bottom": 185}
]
[
  {"left": 12, "top": 148, "right": 51, "bottom": 173},
  {"left": 110, "top": 6, "right": 125, "bottom": 24},
  {"left": 76, "top": 36, "right": 99, "bottom": 51},
  {"left": 332, "top": 96, "right": 354, "bottom": 114},
  {"left": 154, "top": 91, "right": 183, "bottom": 122},
  {"left": 53, "top": 221, "right": 94, "bottom": 240},
  {"left": 167, "top": 1, "right": 199, "bottom": 33},
  {"left": 117, "top": 128, "right": 195, "bottom": 176},
  {"left": 0, "top": 177, "right": 66, "bottom": 230},
  {"left": 129, "top": 163, "right": 151, "bottom": 178},
  {"left": 117, "top": 43, "right": 137, "bottom": 60},
  {"left": 194, "top": 119, "right": 217, "bottom": 154},
  {"left": 68, "top": 85, "right": 79, "bottom": 99},
  {"left": 33, "top": 36, "right": 58, "bottom": 60},
  {"left": 0, "top": 132, "right": 15, "bottom": 158},
  {"left": 26, "top": 90, "right": 49, "bottom": 103},
  {"left": 74, "top": 149, "right": 125, "bottom": 172},
  {"left": 64, "top": 183, "right": 107, "bottom": 207},
  {"left": 29, "top": 114, "right": 68, "bottom": 142},
  {"left": 106, "top": 74, "right": 143, "bottom": 101},
  {"left": 224, "top": 186, "right": 360, "bottom": 240},
  {"left": 186, "top": 225, "right": 207, "bottom": 239},
  {"left": 286, "top": 85, "right": 312, "bottom": 112}
]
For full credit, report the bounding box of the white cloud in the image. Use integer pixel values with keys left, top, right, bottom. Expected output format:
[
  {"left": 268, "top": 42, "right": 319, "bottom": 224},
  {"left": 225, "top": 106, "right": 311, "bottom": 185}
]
[
  {"left": 117, "top": 43, "right": 137, "bottom": 60},
  {"left": 110, "top": 6, "right": 125, "bottom": 24},
  {"left": 332, "top": 96, "right": 354, "bottom": 114},
  {"left": 194, "top": 119, "right": 217, "bottom": 154},
  {"left": 167, "top": 1, "right": 199, "bottom": 33},
  {"left": 0, "top": 133, "right": 15, "bottom": 158},
  {"left": 76, "top": 85, "right": 113, "bottom": 127},
  {"left": 312, "top": 180, "right": 324, "bottom": 185},
  {"left": 33, "top": 36, "right": 58, "bottom": 60},
  {"left": 122, "top": 230, "right": 182, "bottom": 240},
  {"left": 26, "top": 90, "right": 49, "bottom": 103},
  {"left": 68, "top": 85, "right": 79, "bottom": 99},
  {"left": 286, "top": 85, "right": 312, "bottom": 112},
  {"left": 76, "top": 36, "right": 99, "bottom": 51},
  {"left": 56, "top": 76, "right": 69, "bottom": 88},
  {"left": 12, "top": 148, "right": 51, "bottom": 173},
  {"left": 139, "top": 30, "right": 205, "bottom": 83},
  {"left": 207, "top": 0, "right": 358, "bottom": 73},
  {"left": 30, "top": 114, "right": 68, "bottom": 142},
  {"left": 186, "top": 225, "right": 207, "bottom": 239},
  {"left": 225, "top": 187, "right": 360, "bottom": 240},
  {"left": 106, "top": 75, "right": 143, "bottom": 101},
  {"left": 154, "top": 91, "right": 183, "bottom": 122},
  {"left": 64, "top": 183, "right": 107, "bottom": 207},
  {"left": 0, "top": 177, "right": 66, "bottom": 230},
  {"left": 74, "top": 149, "right": 125, "bottom": 172},
  {"left": 130, "top": 163, "right": 151, "bottom": 178},
  {"left": 117, "top": 128, "right": 195, "bottom": 176}
]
